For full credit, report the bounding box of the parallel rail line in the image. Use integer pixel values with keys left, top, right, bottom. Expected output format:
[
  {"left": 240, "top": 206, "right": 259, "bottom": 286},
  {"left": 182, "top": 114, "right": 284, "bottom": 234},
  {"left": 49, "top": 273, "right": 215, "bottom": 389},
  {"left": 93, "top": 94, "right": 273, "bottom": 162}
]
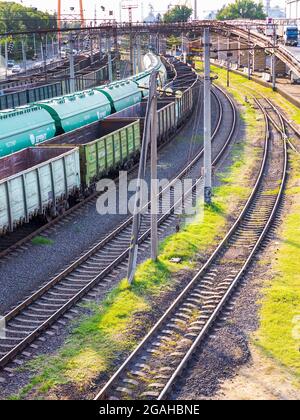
[
  {"left": 0, "top": 84, "right": 236, "bottom": 370},
  {"left": 0, "top": 60, "right": 181, "bottom": 260},
  {"left": 244, "top": 84, "right": 300, "bottom": 153},
  {"left": 94, "top": 92, "right": 287, "bottom": 401}
]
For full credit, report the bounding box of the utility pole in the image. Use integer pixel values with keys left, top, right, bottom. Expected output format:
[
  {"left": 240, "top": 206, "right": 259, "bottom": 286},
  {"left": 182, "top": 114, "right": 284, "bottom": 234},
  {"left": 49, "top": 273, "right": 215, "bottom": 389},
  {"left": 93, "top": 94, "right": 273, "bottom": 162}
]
[
  {"left": 21, "top": 39, "right": 27, "bottom": 75},
  {"left": 5, "top": 40, "right": 8, "bottom": 79},
  {"left": 122, "top": 2, "right": 138, "bottom": 76},
  {"left": 90, "top": 34, "right": 94, "bottom": 65},
  {"left": 137, "top": 35, "right": 142, "bottom": 73},
  {"left": 204, "top": 27, "right": 212, "bottom": 205},
  {"left": 272, "top": 24, "right": 277, "bottom": 90},
  {"left": 194, "top": 0, "right": 198, "bottom": 20},
  {"left": 127, "top": 71, "right": 158, "bottom": 284},
  {"left": 45, "top": 33, "right": 48, "bottom": 61},
  {"left": 52, "top": 37, "right": 55, "bottom": 58},
  {"left": 69, "top": 33, "right": 76, "bottom": 93},
  {"left": 157, "top": 33, "right": 160, "bottom": 55},
  {"left": 227, "top": 57, "right": 230, "bottom": 87},
  {"left": 107, "top": 34, "right": 113, "bottom": 83},
  {"left": 41, "top": 38, "right": 48, "bottom": 82},
  {"left": 99, "top": 33, "right": 102, "bottom": 61},
  {"left": 150, "top": 83, "right": 158, "bottom": 262},
  {"left": 41, "top": 40, "right": 44, "bottom": 64},
  {"left": 129, "top": 29, "right": 134, "bottom": 75},
  {"left": 247, "top": 27, "right": 251, "bottom": 80},
  {"left": 33, "top": 33, "right": 37, "bottom": 58}
]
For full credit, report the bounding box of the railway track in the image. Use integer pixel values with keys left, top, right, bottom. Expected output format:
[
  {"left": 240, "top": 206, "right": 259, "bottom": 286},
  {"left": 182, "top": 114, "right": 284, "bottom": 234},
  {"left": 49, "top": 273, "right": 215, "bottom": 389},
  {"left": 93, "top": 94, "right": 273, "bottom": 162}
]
[
  {"left": 94, "top": 93, "right": 287, "bottom": 400},
  {"left": 0, "top": 85, "right": 236, "bottom": 370},
  {"left": 244, "top": 84, "right": 300, "bottom": 153},
  {"left": 257, "top": 97, "right": 300, "bottom": 154},
  {"left": 0, "top": 59, "right": 177, "bottom": 260}
]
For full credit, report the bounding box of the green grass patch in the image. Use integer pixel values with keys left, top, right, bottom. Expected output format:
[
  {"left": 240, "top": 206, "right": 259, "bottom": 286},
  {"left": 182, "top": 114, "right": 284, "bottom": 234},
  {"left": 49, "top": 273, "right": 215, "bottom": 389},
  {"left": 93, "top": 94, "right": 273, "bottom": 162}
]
[
  {"left": 31, "top": 236, "right": 54, "bottom": 246},
  {"left": 205, "top": 63, "right": 300, "bottom": 124},
  {"left": 256, "top": 152, "right": 300, "bottom": 378},
  {"left": 208, "top": 64, "right": 300, "bottom": 379},
  {"left": 11, "top": 69, "right": 265, "bottom": 400}
]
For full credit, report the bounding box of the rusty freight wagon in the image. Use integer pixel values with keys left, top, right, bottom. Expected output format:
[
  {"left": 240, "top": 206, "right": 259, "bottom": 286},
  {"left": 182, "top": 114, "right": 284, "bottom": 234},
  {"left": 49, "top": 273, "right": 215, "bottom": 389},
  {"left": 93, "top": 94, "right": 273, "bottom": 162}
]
[{"left": 0, "top": 147, "right": 80, "bottom": 234}]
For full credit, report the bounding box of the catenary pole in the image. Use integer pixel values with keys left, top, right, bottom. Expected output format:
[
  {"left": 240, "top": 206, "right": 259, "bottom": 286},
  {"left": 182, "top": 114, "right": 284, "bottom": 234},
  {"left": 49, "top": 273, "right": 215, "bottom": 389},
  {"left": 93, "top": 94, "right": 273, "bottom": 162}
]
[
  {"left": 69, "top": 33, "right": 75, "bottom": 93},
  {"left": 127, "top": 71, "right": 158, "bottom": 284},
  {"left": 5, "top": 40, "right": 8, "bottom": 79},
  {"left": 21, "top": 39, "right": 27, "bottom": 75},
  {"left": 150, "top": 81, "right": 158, "bottom": 261},
  {"left": 204, "top": 27, "right": 212, "bottom": 205},
  {"left": 272, "top": 24, "right": 277, "bottom": 91},
  {"left": 107, "top": 34, "right": 113, "bottom": 83},
  {"left": 247, "top": 27, "right": 251, "bottom": 80}
]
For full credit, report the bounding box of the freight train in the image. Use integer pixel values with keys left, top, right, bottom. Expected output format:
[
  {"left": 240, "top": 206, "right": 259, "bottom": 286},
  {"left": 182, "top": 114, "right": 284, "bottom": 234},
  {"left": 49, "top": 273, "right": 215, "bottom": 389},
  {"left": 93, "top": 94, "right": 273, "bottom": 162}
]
[
  {"left": 0, "top": 53, "right": 167, "bottom": 158},
  {"left": 0, "top": 57, "right": 198, "bottom": 235}
]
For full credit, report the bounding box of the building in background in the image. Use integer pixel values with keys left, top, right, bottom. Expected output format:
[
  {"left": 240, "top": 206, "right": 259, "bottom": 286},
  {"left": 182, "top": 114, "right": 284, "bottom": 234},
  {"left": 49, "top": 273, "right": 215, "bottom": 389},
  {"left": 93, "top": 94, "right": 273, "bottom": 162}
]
[
  {"left": 268, "top": 5, "right": 286, "bottom": 17},
  {"left": 286, "top": 0, "right": 300, "bottom": 18},
  {"left": 143, "top": 3, "right": 160, "bottom": 23},
  {"left": 204, "top": 10, "right": 217, "bottom": 19}
]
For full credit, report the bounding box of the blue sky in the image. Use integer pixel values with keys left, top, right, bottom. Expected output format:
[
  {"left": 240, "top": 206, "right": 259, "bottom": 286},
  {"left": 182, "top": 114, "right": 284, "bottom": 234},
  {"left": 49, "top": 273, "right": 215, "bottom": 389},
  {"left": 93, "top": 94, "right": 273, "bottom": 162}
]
[{"left": 3, "top": 1, "right": 286, "bottom": 20}]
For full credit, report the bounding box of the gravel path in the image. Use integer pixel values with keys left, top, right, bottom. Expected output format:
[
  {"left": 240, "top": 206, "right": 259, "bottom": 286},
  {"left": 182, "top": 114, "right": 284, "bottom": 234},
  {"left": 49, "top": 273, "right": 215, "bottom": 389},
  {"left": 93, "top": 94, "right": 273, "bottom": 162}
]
[{"left": 0, "top": 88, "right": 224, "bottom": 315}]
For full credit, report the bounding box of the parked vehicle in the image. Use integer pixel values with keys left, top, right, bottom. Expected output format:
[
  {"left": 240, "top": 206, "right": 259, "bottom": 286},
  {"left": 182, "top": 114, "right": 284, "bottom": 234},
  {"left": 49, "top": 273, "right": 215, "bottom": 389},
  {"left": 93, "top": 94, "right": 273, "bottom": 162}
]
[
  {"left": 7, "top": 60, "right": 15, "bottom": 69},
  {"left": 277, "top": 25, "right": 299, "bottom": 46},
  {"left": 11, "top": 65, "right": 22, "bottom": 74}
]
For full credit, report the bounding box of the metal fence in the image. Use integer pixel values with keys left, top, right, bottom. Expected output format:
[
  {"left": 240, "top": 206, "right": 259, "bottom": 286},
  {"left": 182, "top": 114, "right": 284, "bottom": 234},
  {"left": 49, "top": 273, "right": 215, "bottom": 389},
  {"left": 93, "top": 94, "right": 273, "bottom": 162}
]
[{"left": 0, "top": 59, "right": 115, "bottom": 110}]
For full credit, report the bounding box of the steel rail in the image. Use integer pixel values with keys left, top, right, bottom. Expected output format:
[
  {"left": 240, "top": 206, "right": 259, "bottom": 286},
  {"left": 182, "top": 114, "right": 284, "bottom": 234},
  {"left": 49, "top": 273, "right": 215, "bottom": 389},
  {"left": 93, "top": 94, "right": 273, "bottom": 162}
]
[
  {"left": 95, "top": 87, "right": 287, "bottom": 402},
  {"left": 156, "top": 86, "right": 288, "bottom": 402},
  {"left": 0, "top": 57, "right": 180, "bottom": 260},
  {"left": 0, "top": 71, "right": 230, "bottom": 369},
  {"left": 94, "top": 85, "right": 238, "bottom": 401},
  {"left": 242, "top": 84, "right": 300, "bottom": 153}
]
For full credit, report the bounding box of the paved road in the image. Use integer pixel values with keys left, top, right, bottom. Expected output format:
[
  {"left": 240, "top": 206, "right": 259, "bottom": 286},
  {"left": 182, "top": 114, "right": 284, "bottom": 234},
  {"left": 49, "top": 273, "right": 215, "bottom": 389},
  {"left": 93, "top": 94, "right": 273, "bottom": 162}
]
[
  {"left": 0, "top": 56, "right": 61, "bottom": 82},
  {"left": 285, "top": 45, "right": 300, "bottom": 61}
]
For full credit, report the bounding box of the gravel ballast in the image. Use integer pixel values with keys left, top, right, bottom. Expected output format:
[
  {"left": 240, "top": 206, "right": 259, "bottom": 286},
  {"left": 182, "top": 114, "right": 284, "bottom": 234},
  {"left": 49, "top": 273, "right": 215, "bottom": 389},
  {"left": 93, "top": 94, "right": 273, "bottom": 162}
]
[{"left": 0, "top": 88, "right": 214, "bottom": 315}]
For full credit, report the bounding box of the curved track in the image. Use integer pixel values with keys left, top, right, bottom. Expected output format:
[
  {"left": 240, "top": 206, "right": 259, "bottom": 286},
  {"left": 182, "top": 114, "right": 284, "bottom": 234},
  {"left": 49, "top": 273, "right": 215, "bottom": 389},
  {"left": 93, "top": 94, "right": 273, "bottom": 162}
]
[
  {"left": 94, "top": 90, "right": 287, "bottom": 401},
  {"left": 0, "top": 60, "right": 187, "bottom": 260},
  {"left": 244, "top": 85, "right": 300, "bottom": 153},
  {"left": 0, "top": 84, "right": 236, "bottom": 370}
]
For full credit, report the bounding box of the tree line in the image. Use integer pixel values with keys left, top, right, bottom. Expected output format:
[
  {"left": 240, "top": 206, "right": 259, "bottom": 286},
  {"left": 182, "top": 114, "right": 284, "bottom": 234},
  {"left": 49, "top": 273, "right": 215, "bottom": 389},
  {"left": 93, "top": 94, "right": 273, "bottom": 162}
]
[
  {"left": 162, "top": 1, "right": 266, "bottom": 23},
  {"left": 0, "top": 1, "right": 56, "bottom": 61}
]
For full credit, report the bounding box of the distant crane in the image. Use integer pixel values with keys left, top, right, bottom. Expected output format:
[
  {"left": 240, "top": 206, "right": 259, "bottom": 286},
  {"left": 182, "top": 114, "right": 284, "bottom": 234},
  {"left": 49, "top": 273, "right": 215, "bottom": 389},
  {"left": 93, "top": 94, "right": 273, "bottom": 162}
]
[
  {"left": 121, "top": 0, "right": 139, "bottom": 23},
  {"left": 57, "top": 0, "right": 85, "bottom": 31}
]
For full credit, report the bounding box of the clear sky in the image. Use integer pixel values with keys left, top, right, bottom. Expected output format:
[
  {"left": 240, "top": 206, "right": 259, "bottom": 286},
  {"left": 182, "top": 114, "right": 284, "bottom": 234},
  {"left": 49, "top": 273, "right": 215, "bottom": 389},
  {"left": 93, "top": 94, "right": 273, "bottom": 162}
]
[{"left": 2, "top": 0, "right": 286, "bottom": 20}]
